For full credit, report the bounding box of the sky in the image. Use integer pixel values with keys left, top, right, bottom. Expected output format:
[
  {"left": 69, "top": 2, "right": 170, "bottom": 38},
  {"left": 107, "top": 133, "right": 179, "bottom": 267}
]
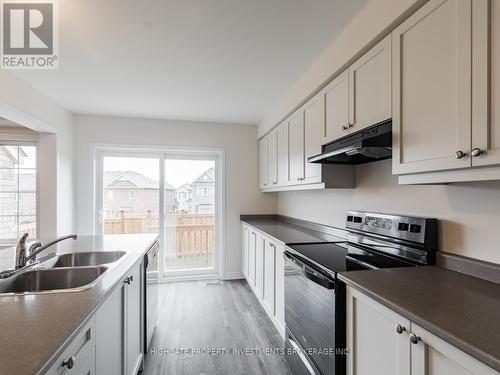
[{"left": 103, "top": 157, "right": 214, "bottom": 188}]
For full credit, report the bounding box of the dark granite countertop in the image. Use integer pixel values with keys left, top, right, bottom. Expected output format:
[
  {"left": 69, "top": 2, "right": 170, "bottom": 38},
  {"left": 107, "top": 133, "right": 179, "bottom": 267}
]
[
  {"left": 0, "top": 234, "right": 158, "bottom": 375},
  {"left": 240, "top": 215, "right": 345, "bottom": 244},
  {"left": 339, "top": 266, "right": 500, "bottom": 372}
]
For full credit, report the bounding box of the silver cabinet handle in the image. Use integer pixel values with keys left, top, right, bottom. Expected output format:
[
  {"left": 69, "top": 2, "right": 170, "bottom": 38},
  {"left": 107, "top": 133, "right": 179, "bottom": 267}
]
[
  {"left": 395, "top": 324, "right": 406, "bottom": 335},
  {"left": 409, "top": 333, "right": 421, "bottom": 344},
  {"left": 454, "top": 150, "right": 467, "bottom": 159},
  {"left": 471, "top": 148, "right": 483, "bottom": 157}
]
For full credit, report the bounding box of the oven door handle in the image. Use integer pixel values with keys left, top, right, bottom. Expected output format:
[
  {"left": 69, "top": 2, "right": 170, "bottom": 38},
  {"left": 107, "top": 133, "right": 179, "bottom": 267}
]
[
  {"left": 284, "top": 252, "right": 335, "bottom": 290},
  {"left": 287, "top": 333, "right": 318, "bottom": 375}
]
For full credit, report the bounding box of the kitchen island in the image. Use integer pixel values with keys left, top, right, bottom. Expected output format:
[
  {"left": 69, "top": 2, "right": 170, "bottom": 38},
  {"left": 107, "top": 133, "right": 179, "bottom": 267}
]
[{"left": 0, "top": 234, "right": 158, "bottom": 375}]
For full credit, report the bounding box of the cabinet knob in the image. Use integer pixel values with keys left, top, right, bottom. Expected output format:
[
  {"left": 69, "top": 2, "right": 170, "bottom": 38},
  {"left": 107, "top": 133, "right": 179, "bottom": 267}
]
[
  {"left": 409, "top": 333, "right": 421, "bottom": 344},
  {"left": 342, "top": 125, "right": 348, "bottom": 131},
  {"left": 62, "top": 356, "right": 75, "bottom": 369},
  {"left": 124, "top": 276, "right": 132, "bottom": 285},
  {"left": 471, "top": 148, "right": 483, "bottom": 157},
  {"left": 348, "top": 123, "right": 354, "bottom": 129},
  {"left": 454, "top": 150, "right": 467, "bottom": 159},
  {"left": 395, "top": 324, "right": 406, "bottom": 335}
]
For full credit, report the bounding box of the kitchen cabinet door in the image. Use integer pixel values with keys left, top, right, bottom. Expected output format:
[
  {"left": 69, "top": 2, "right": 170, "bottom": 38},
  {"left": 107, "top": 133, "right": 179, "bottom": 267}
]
[
  {"left": 262, "top": 239, "right": 276, "bottom": 317},
  {"left": 303, "top": 93, "right": 323, "bottom": 184},
  {"left": 255, "top": 232, "right": 264, "bottom": 299},
  {"left": 274, "top": 243, "right": 285, "bottom": 331},
  {"left": 349, "top": 35, "right": 391, "bottom": 133},
  {"left": 392, "top": 0, "right": 472, "bottom": 175},
  {"left": 472, "top": 0, "right": 500, "bottom": 167},
  {"left": 242, "top": 225, "right": 249, "bottom": 278},
  {"left": 277, "top": 122, "right": 289, "bottom": 186},
  {"left": 288, "top": 111, "right": 304, "bottom": 185},
  {"left": 346, "top": 286, "right": 410, "bottom": 375},
  {"left": 48, "top": 318, "right": 96, "bottom": 375},
  {"left": 248, "top": 230, "right": 257, "bottom": 287},
  {"left": 268, "top": 130, "right": 278, "bottom": 186},
  {"left": 125, "top": 260, "right": 143, "bottom": 375},
  {"left": 258, "top": 137, "right": 269, "bottom": 189},
  {"left": 96, "top": 283, "right": 124, "bottom": 375},
  {"left": 411, "top": 323, "right": 498, "bottom": 375},
  {"left": 322, "top": 69, "right": 349, "bottom": 144}
]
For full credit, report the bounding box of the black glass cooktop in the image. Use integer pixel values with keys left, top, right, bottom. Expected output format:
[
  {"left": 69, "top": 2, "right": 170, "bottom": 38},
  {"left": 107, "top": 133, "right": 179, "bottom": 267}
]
[
  {"left": 287, "top": 242, "right": 349, "bottom": 274},
  {"left": 287, "top": 242, "right": 416, "bottom": 274}
]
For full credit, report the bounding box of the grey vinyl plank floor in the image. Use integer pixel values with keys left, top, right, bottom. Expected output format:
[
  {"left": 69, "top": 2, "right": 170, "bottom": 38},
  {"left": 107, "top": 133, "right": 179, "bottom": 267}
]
[{"left": 142, "top": 280, "right": 292, "bottom": 375}]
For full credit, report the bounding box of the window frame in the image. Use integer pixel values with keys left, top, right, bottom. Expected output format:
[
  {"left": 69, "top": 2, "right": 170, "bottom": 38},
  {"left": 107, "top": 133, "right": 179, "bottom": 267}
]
[{"left": 0, "top": 139, "right": 39, "bottom": 244}]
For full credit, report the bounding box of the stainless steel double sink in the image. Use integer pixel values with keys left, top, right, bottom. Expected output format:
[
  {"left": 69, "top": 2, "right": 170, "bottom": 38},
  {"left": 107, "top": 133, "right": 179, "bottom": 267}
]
[{"left": 0, "top": 251, "right": 126, "bottom": 295}]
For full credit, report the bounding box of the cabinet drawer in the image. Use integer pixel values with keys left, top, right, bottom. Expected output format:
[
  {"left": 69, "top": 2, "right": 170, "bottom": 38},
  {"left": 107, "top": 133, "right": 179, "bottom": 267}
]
[{"left": 47, "top": 317, "right": 96, "bottom": 375}]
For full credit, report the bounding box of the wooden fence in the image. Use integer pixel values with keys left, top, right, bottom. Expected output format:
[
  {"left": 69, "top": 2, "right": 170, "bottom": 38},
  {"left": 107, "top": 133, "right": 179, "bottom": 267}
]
[{"left": 103, "top": 212, "right": 214, "bottom": 256}]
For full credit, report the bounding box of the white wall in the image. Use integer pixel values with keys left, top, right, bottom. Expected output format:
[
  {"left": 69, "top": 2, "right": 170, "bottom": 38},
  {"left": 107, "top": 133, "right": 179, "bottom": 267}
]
[
  {"left": 74, "top": 114, "right": 276, "bottom": 278},
  {"left": 0, "top": 72, "right": 75, "bottom": 238},
  {"left": 277, "top": 160, "right": 500, "bottom": 264},
  {"left": 258, "top": 0, "right": 426, "bottom": 137}
]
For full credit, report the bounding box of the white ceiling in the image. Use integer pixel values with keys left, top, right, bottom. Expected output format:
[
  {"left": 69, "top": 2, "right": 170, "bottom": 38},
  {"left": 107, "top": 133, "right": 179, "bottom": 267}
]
[{"left": 18, "top": 0, "right": 368, "bottom": 124}]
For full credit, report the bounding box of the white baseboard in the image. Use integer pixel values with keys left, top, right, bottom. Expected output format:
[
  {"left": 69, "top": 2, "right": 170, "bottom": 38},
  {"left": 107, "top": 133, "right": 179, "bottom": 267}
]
[
  {"left": 222, "top": 272, "right": 244, "bottom": 280},
  {"left": 160, "top": 274, "right": 220, "bottom": 283}
]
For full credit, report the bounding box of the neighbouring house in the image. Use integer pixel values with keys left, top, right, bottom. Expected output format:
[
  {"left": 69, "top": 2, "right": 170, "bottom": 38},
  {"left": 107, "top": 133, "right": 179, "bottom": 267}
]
[
  {"left": 174, "top": 183, "right": 192, "bottom": 213},
  {"left": 190, "top": 167, "right": 215, "bottom": 214},
  {"left": 173, "top": 167, "right": 216, "bottom": 214},
  {"left": 103, "top": 171, "right": 175, "bottom": 219},
  {"left": 0, "top": 146, "right": 36, "bottom": 239}
]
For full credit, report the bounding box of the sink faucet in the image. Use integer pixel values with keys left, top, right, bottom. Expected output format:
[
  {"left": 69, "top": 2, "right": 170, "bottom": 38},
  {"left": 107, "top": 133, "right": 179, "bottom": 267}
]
[{"left": 15, "top": 234, "right": 78, "bottom": 269}]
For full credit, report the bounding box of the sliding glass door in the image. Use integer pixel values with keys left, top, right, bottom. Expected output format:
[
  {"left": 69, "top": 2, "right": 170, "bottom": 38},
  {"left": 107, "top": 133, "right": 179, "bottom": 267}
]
[
  {"left": 163, "top": 157, "right": 217, "bottom": 276},
  {"left": 96, "top": 148, "right": 222, "bottom": 280}
]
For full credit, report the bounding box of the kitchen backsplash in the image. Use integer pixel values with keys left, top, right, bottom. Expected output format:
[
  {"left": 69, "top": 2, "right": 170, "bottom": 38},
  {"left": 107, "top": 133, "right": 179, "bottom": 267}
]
[{"left": 277, "top": 159, "right": 500, "bottom": 264}]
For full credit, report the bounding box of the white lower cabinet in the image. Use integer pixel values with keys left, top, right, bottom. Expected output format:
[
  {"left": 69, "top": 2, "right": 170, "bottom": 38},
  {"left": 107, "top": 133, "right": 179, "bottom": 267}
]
[
  {"left": 125, "top": 261, "right": 143, "bottom": 375},
  {"left": 95, "top": 280, "right": 124, "bottom": 374},
  {"left": 273, "top": 243, "right": 285, "bottom": 332},
  {"left": 95, "top": 259, "right": 143, "bottom": 375},
  {"left": 242, "top": 225, "right": 249, "bottom": 278},
  {"left": 347, "top": 286, "right": 498, "bottom": 375},
  {"left": 241, "top": 223, "right": 285, "bottom": 339},
  {"left": 45, "top": 257, "right": 146, "bottom": 375},
  {"left": 248, "top": 229, "right": 257, "bottom": 287},
  {"left": 255, "top": 231, "right": 264, "bottom": 299},
  {"left": 47, "top": 317, "right": 96, "bottom": 375},
  {"left": 262, "top": 238, "right": 276, "bottom": 317}
]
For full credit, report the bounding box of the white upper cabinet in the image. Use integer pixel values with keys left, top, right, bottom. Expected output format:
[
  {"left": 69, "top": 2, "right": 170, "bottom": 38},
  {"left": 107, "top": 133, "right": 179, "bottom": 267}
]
[
  {"left": 267, "top": 129, "right": 278, "bottom": 186},
  {"left": 258, "top": 137, "right": 268, "bottom": 189},
  {"left": 472, "top": 0, "right": 500, "bottom": 167},
  {"left": 277, "top": 121, "right": 289, "bottom": 186},
  {"left": 288, "top": 110, "right": 305, "bottom": 184},
  {"left": 349, "top": 35, "right": 392, "bottom": 133},
  {"left": 392, "top": 0, "right": 473, "bottom": 175},
  {"left": 303, "top": 93, "right": 323, "bottom": 184},
  {"left": 323, "top": 69, "right": 350, "bottom": 144}
]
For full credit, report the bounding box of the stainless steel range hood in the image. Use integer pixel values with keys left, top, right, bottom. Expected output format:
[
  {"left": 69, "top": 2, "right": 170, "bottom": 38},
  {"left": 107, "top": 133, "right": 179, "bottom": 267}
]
[{"left": 308, "top": 121, "right": 392, "bottom": 165}]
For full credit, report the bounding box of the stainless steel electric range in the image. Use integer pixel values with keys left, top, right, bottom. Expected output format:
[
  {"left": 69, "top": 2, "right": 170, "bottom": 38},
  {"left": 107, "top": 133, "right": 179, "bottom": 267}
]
[{"left": 284, "top": 211, "right": 438, "bottom": 375}]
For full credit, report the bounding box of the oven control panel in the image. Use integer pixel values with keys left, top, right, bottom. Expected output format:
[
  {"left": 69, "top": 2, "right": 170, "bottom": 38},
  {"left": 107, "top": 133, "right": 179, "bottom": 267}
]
[{"left": 346, "top": 211, "right": 437, "bottom": 247}]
